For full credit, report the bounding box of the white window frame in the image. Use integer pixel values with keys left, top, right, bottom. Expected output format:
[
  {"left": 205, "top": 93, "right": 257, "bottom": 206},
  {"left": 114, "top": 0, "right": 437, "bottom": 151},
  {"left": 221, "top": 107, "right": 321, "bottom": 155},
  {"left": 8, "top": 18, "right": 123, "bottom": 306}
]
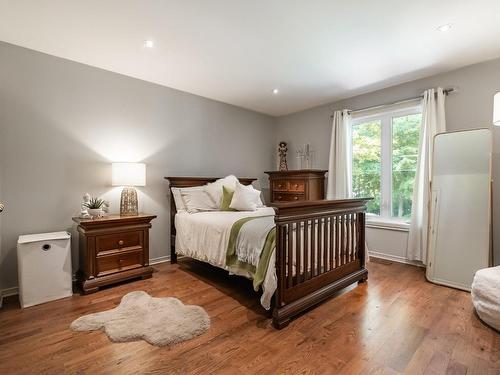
[{"left": 351, "top": 104, "right": 422, "bottom": 226}]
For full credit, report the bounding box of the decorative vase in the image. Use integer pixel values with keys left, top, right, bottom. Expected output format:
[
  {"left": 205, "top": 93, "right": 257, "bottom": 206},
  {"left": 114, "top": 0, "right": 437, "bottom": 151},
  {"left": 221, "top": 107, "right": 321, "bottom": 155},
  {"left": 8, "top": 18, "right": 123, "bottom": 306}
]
[
  {"left": 87, "top": 208, "right": 103, "bottom": 217},
  {"left": 120, "top": 187, "right": 139, "bottom": 216}
]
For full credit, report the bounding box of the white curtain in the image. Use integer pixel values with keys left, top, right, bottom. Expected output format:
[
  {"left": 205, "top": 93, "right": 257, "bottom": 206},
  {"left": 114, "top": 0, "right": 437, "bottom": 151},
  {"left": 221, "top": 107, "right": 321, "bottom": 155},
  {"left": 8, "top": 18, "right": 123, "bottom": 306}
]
[
  {"left": 327, "top": 109, "right": 352, "bottom": 199},
  {"left": 407, "top": 88, "right": 446, "bottom": 264}
]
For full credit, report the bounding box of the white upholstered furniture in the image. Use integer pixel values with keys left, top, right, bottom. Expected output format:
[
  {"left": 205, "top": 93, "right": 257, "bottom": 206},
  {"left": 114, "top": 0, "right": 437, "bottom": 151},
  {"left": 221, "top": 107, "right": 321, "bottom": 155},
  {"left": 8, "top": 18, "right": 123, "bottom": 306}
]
[{"left": 471, "top": 266, "right": 500, "bottom": 331}]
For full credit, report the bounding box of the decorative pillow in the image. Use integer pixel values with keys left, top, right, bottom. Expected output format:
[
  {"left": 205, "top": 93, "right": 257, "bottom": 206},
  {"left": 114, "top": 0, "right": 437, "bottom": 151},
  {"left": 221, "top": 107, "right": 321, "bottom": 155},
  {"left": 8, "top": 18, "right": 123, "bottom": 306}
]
[
  {"left": 229, "top": 183, "right": 262, "bottom": 211},
  {"left": 180, "top": 187, "right": 217, "bottom": 214},
  {"left": 250, "top": 181, "right": 266, "bottom": 207},
  {"left": 220, "top": 186, "right": 236, "bottom": 211},
  {"left": 255, "top": 190, "right": 265, "bottom": 207},
  {"left": 171, "top": 187, "right": 186, "bottom": 212},
  {"left": 204, "top": 175, "right": 239, "bottom": 208}
]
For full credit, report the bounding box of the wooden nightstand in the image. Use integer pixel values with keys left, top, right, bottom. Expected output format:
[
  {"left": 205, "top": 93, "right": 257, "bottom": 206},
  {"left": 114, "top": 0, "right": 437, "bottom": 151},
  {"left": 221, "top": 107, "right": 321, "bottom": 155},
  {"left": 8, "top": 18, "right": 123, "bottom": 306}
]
[{"left": 73, "top": 214, "right": 156, "bottom": 294}]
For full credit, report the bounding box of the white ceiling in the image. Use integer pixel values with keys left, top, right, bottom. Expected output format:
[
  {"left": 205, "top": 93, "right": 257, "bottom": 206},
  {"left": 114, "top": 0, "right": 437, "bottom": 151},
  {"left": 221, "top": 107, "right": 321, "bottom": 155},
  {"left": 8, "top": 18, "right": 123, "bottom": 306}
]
[{"left": 1, "top": 1, "right": 500, "bottom": 116}]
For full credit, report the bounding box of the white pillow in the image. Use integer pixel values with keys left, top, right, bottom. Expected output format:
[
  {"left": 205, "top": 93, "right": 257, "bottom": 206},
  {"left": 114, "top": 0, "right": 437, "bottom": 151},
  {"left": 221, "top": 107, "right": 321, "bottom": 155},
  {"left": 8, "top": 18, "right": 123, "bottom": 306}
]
[
  {"left": 179, "top": 186, "right": 217, "bottom": 214},
  {"left": 204, "top": 175, "right": 239, "bottom": 207},
  {"left": 229, "top": 183, "right": 262, "bottom": 211},
  {"left": 255, "top": 190, "right": 265, "bottom": 207},
  {"left": 171, "top": 187, "right": 186, "bottom": 212}
]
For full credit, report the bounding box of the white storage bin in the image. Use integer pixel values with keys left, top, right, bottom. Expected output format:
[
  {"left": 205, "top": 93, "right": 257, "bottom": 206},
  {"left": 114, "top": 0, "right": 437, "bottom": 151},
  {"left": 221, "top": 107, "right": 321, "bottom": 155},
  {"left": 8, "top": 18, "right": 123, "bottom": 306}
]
[{"left": 17, "top": 231, "right": 73, "bottom": 308}]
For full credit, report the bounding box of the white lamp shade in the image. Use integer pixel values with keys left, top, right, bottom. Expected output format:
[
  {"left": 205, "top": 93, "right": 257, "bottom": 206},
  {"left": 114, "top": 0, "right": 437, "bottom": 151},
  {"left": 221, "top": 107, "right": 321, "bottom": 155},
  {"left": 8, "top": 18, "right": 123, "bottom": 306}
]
[
  {"left": 112, "top": 163, "right": 146, "bottom": 187},
  {"left": 494, "top": 92, "right": 500, "bottom": 126}
]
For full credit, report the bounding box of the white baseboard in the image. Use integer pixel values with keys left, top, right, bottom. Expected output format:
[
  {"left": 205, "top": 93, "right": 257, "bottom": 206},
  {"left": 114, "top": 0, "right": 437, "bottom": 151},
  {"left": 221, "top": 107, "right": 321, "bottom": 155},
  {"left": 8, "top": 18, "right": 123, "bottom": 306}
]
[
  {"left": 149, "top": 255, "right": 171, "bottom": 265},
  {"left": 369, "top": 250, "right": 425, "bottom": 268}
]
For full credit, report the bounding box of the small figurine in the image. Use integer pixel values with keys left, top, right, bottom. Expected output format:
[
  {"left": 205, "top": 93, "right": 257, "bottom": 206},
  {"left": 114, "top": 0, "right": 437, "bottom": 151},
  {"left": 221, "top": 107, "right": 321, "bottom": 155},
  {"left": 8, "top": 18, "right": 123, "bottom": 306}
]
[
  {"left": 80, "top": 193, "right": 92, "bottom": 218},
  {"left": 102, "top": 200, "right": 110, "bottom": 214},
  {"left": 101, "top": 201, "right": 109, "bottom": 216},
  {"left": 278, "top": 141, "right": 288, "bottom": 171}
]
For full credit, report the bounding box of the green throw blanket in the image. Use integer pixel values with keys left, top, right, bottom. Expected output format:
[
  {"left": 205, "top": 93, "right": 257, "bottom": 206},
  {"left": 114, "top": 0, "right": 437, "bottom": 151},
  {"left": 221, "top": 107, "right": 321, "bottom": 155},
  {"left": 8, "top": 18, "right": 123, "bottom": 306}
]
[{"left": 226, "top": 215, "right": 276, "bottom": 291}]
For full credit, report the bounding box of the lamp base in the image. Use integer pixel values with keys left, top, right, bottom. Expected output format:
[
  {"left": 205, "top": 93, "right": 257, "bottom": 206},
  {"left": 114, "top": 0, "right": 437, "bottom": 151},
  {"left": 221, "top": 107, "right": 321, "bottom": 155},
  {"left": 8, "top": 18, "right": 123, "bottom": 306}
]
[{"left": 120, "top": 187, "right": 139, "bottom": 216}]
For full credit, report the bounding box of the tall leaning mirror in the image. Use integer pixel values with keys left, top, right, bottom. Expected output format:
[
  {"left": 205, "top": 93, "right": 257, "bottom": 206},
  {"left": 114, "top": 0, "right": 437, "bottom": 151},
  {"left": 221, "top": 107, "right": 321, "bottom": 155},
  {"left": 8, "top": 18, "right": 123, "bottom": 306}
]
[{"left": 426, "top": 128, "right": 492, "bottom": 291}]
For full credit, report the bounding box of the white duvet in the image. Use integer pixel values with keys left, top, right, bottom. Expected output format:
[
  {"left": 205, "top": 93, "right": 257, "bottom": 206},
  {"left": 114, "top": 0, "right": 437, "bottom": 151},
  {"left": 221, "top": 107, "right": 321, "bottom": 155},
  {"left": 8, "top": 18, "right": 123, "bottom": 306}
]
[{"left": 175, "top": 207, "right": 277, "bottom": 309}]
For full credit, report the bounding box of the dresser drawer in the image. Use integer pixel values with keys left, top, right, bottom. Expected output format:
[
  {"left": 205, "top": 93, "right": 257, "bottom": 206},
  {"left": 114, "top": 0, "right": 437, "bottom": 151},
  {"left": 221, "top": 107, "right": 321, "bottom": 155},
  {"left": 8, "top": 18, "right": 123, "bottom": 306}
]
[
  {"left": 288, "top": 180, "right": 305, "bottom": 192},
  {"left": 96, "top": 231, "right": 143, "bottom": 254},
  {"left": 96, "top": 250, "right": 143, "bottom": 276},
  {"left": 273, "top": 192, "right": 305, "bottom": 202},
  {"left": 273, "top": 180, "right": 288, "bottom": 192}
]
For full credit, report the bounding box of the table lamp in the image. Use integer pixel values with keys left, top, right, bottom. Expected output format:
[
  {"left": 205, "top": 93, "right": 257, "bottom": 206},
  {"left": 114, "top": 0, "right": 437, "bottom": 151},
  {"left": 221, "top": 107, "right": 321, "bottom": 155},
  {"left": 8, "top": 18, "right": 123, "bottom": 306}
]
[
  {"left": 494, "top": 92, "right": 500, "bottom": 126},
  {"left": 112, "top": 162, "right": 146, "bottom": 216}
]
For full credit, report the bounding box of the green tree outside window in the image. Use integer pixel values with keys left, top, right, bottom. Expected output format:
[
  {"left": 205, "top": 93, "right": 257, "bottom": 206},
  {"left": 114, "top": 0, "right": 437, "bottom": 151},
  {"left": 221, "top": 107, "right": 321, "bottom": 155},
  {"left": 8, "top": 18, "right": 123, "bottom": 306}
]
[{"left": 352, "top": 113, "right": 421, "bottom": 219}]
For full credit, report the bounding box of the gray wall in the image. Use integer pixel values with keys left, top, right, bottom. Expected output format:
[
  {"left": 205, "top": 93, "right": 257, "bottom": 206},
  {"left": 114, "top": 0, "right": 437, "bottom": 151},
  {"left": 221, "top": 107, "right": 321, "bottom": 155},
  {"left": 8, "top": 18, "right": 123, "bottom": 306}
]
[
  {"left": 276, "top": 58, "right": 500, "bottom": 265},
  {"left": 0, "top": 42, "right": 276, "bottom": 289}
]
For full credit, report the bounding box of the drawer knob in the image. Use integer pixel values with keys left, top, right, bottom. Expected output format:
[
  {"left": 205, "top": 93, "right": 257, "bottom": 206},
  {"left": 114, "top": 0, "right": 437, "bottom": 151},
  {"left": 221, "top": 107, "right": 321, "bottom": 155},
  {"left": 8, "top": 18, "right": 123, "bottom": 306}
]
[
  {"left": 118, "top": 240, "right": 124, "bottom": 246},
  {"left": 295, "top": 184, "right": 299, "bottom": 188},
  {"left": 294, "top": 196, "right": 299, "bottom": 200},
  {"left": 278, "top": 196, "right": 282, "bottom": 200}
]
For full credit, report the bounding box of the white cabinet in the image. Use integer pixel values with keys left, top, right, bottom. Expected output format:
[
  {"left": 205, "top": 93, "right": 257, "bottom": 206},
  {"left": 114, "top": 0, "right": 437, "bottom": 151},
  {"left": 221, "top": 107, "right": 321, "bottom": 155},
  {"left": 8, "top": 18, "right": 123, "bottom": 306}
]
[{"left": 17, "top": 232, "right": 73, "bottom": 307}]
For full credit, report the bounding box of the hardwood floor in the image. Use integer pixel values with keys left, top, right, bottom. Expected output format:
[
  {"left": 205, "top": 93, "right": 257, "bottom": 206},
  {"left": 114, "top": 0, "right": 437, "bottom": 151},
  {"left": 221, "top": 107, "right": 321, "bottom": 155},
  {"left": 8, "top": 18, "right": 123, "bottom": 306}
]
[{"left": 0, "top": 259, "right": 498, "bottom": 374}]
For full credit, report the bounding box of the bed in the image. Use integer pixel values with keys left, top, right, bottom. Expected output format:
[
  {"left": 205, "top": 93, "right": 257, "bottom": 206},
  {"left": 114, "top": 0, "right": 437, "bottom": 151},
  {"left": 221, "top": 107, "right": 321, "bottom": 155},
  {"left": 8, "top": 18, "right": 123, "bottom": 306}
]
[{"left": 165, "top": 176, "right": 370, "bottom": 329}]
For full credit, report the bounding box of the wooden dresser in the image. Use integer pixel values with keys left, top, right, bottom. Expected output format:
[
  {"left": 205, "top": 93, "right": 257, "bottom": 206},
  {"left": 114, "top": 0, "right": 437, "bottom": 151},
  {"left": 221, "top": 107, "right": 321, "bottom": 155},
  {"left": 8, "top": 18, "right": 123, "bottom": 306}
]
[
  {"left": 73, "top": 214, "right": 156, "bottom": 294},
  {"left": 265, "top": 169, "right": 327, "bottom": 203}
]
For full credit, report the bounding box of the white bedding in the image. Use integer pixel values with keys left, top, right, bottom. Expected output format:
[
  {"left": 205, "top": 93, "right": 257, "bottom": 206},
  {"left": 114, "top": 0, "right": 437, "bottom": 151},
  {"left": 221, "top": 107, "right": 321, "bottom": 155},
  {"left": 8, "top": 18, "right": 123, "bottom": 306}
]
[
  {"left": 175, "top": 207, "right": 277, "bottom": 309},
  {"left": 236, "top": 216, "right": 275, "bottom": 266}
]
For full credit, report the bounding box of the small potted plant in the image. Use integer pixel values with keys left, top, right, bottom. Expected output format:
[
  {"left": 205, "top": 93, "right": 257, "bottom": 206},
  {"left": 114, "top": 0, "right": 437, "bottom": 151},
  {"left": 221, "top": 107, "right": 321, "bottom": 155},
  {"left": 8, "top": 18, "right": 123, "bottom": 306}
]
[{"left": 83, "top": 197, "right": 105, "bottom": 218}]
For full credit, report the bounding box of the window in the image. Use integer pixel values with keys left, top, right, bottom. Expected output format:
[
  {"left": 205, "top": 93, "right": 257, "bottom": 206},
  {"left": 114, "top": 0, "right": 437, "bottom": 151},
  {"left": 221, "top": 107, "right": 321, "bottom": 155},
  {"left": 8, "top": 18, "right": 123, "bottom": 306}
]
[{"left": 351, "top": 107, "right": 421, "bottom": 221}]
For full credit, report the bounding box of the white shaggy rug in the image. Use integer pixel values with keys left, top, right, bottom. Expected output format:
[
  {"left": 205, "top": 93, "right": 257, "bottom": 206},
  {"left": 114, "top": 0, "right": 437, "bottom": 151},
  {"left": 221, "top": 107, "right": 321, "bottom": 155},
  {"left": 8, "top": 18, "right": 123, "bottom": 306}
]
[{"left": 70, "top": 291, "right": 210, "bottom": 346}]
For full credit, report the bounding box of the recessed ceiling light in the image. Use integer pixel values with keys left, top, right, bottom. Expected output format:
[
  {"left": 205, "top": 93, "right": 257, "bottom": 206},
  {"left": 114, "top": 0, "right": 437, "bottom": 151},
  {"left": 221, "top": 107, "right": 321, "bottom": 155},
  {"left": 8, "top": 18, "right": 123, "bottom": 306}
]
[
  {"left": 272, "top": 88, "right": 279, "bottom": 94},
  {"left": 437, "top": 24, "right": 452, "bottom": 32},
  {"left": 143, "top": 40, "right": 154, "bottom": 48}
]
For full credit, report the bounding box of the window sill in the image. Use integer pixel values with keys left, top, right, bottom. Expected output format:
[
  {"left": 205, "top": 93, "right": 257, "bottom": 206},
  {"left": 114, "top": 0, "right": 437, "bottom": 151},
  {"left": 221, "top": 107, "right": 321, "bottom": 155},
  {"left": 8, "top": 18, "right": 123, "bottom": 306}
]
[{"left": 366, "top": 216, "right": 410, "bottom": 232}]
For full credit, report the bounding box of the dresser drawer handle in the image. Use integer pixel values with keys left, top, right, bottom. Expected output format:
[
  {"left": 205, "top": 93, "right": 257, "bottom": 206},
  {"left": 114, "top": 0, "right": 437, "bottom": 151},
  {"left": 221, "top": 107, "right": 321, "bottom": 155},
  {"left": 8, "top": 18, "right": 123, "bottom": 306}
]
[
  {"left": 294, "top": 184, "right": 299, "bottom": 188},
  {"left": 278, "top": 196, "right": 282, "bottom": 200},
  {"left": 294, "top": 196, "right": 299, "bottom": 200},
  {"left": 118, "top": 240, "right": 124, "bottom": 246}
]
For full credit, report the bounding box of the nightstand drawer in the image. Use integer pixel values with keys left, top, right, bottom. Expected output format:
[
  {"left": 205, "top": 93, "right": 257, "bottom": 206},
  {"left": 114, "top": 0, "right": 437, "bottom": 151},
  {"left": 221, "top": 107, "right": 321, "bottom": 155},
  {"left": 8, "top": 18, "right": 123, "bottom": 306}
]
[
  {"left": 96, "top": 231, "right": 143, "bottom": 254},
  {"left": 273, "top": 180, "right": 288, "bottom": 192},
  {"left": 288, "top": 180, "right": 305, "bottom": 192},
  {"left": 273, "top": 193, "right": 305, "bottom": 202},
  {"left": 96, "top": 250, "right": 143, "bottom": 276}
]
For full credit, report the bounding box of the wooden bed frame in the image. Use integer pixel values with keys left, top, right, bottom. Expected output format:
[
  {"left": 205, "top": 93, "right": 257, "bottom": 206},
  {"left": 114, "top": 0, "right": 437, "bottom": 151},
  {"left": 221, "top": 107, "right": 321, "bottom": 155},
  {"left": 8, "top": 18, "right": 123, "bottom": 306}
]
[{"left": 165, "top": 176, "right": 370, "bottom": 329}]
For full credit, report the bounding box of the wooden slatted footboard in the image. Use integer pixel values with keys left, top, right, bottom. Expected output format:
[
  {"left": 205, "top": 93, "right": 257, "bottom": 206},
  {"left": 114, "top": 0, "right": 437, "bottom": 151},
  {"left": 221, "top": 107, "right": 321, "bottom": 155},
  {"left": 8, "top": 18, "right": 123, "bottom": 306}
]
[
  {"left": 272, "top": 199, "right": 371, "bottom": 329},
  {"left": 165, "top": 176, "right": 370, "bottom": 329}
]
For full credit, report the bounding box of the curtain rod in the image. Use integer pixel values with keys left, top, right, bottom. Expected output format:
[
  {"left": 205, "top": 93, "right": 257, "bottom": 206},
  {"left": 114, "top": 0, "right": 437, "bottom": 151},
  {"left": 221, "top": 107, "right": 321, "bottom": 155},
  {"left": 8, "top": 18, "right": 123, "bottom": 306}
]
[{"left": 330, "top": 87, "right": 456, "bottom": 118}]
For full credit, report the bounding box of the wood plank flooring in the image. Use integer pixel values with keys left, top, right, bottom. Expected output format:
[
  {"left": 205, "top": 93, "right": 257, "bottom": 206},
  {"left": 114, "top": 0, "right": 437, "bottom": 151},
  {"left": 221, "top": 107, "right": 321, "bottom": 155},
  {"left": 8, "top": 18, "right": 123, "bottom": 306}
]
[{"left": 0, "top": 259, "right": 498, "bottom": 374}]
